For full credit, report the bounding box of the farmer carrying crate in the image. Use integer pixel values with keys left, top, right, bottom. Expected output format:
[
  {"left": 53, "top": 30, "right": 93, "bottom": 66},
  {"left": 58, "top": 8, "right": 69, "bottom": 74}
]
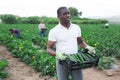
[{"left": 47, "top": 6, "right": 96, "bottom": 80}]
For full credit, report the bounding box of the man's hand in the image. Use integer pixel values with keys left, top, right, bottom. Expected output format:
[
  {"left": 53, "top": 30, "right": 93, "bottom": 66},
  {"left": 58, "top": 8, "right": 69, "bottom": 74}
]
[
  {"left": 56, "top": 52, "right": 67, "bottom": 60},
  {"left": 86, "top": 45, "right": 95, "bottom": 54}
]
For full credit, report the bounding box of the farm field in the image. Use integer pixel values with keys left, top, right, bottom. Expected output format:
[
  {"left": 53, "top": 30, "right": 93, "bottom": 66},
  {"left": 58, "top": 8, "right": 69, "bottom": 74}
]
[
  {"left": 0, "top": 45, "right": 120, "bottom": 80},
  {"left": 0, "top": 23, "right": 120, "bottom": 80}
]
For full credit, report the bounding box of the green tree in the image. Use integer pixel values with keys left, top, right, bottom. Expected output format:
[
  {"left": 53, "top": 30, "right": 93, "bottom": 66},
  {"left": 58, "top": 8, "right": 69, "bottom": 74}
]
[
  {"left": 17, "top": 17, "right": 28, "bottom": 24},
  {"left": 69, "top": 7, "right": 82, "bottom": 17},
  {"left": 69, "top": 7, "right": 78, "bottom": 17},
  {"left": 26, "top": 16, "right": 40, "bottom": 24},
  {"left": 0, "top": 14, "right": 17, "bottom": 24}
]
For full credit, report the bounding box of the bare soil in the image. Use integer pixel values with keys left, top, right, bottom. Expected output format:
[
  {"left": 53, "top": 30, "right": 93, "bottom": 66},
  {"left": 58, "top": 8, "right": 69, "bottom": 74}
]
[{"left": 0, "top": 45, "right": 120, "bottom": 80}]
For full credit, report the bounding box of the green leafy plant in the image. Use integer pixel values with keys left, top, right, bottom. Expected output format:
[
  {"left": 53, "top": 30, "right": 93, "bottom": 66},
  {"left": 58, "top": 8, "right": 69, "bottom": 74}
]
[
  {"left": 0, "top": 59, "right": 9, "bottom": 79},
  {"left": 97, "top": 56, "right": 115, "bottom": 70}
]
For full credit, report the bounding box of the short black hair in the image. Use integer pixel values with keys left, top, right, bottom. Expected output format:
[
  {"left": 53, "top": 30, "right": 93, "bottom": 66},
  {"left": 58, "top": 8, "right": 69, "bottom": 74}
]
[
  {"left": 57, "top": 6, "right": 67, "bottom": 16},
  {"left": 9, "top": 28, "right": 13, "bottom": 31}
]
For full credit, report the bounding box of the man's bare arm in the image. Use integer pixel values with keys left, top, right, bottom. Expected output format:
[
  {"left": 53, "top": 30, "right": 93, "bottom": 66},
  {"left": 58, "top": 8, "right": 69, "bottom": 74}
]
[{"left": 47, "top": 41, "right": 56, "bottom": 56}]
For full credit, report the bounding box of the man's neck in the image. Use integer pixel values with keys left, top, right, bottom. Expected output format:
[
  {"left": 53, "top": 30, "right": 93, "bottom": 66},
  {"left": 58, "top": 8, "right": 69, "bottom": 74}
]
[{"left": 60, "top": 22, "right": 70, "bottom": 29}]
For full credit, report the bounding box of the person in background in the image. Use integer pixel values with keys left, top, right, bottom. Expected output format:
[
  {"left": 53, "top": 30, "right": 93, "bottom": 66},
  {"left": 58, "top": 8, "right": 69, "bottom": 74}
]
[
  {"left": 38, "top": 21, "right": 47, "bottom": 37},
  {"left": 47, "top": 6, "right": 95, "bottom": 80},
  {"left": 104, "top": 22, "right": 109, "bottom": 28},
  {"left": 9, "top": 28, "right": 20, "bottom": 38}
]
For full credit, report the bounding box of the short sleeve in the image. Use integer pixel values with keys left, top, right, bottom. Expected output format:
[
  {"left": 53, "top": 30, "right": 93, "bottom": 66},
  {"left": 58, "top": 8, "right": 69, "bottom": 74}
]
[
  {"left": 77, "top": 25, "right": 81, "bottom": 37},
  {"left": 48, "top": 29, "right": 56, "bottom": 41}
]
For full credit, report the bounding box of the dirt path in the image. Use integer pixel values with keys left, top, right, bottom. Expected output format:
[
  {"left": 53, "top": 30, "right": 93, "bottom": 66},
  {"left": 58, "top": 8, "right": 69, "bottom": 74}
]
[
  {"left": 0, "top": 45, "right": 120, "bottom": 80},
  {"left": 0, "top": 45, "right": 56, "bottom": 80}
]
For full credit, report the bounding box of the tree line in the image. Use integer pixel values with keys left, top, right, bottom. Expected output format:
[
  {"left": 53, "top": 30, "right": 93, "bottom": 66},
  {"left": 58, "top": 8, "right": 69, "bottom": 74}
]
[{"left": 0, "top": 7, "right": 108, "bottom": 24}]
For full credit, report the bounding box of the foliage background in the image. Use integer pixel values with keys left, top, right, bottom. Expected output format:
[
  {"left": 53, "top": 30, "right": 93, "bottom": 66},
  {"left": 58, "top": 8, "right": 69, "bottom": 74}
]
[{"left": 0, "top": 23, "right": 120, "bottom": 77}]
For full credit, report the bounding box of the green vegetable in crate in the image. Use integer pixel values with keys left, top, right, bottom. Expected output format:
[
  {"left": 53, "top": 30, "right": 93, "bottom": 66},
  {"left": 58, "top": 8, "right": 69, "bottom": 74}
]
[
  {"left": 66, "top": 53, "right": 84, "bottom": 62},
  {"left": 66, "top": 54, "right": 77, "bottom": 62},
  {"left": 60, "top": 51, "right": 99, "bottom": 71},
  {"left": 66, "top": 52, "right": 98, "bottom": 63},
  {"left": 56, "top": 51, "right": 67, "bottom": 60},
  {"left": 76, "top": 53, "right": 84, "bottom": 62},
  {"left": 80, "top": 53, "right": 91, "bottom": 61}
]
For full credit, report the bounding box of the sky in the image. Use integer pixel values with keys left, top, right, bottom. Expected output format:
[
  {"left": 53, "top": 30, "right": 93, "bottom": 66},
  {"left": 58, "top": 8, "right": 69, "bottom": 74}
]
[{"left": 0, "top": 0, "right": 120, "bottom": 18}]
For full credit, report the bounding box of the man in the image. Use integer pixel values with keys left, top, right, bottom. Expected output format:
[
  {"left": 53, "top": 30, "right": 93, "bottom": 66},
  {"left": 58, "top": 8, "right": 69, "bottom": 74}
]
[
  {"left": 104, "top": 22, "right": 109, "bottom": 28},
  {"left": 38, "top": 21, "right": 47, "bottom": 37},
  {"left": 47, "top": 6, "right": 95, "bottom": 80},
  {"left": 9, "top": 28, "right": 20, "bottom": 38}
]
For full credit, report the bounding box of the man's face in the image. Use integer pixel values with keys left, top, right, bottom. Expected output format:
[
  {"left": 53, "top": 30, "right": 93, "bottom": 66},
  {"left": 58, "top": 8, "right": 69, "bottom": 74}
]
[{"left": 58, "top": 8, "right": 70, "bottom": 23}]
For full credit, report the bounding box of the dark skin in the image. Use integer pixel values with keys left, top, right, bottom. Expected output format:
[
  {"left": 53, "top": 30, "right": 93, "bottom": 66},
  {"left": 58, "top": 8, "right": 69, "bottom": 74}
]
[{"left": 47, "top": 8, "right": 87, "bottom": 56}]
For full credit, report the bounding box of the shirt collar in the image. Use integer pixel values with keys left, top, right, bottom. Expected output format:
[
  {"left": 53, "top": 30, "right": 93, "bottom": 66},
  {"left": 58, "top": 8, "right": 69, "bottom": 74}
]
[{"left": 58, "top": 22, "right": 73, "bottom": 29}]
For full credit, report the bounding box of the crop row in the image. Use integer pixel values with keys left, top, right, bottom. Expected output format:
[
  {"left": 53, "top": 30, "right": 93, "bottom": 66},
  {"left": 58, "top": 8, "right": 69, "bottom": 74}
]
[{"left": 0, "top": 24, "right": 120, "bottom": 77}]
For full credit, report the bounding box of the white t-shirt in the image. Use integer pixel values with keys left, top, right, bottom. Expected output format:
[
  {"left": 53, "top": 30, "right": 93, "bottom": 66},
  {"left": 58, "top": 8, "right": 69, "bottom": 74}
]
[{"left": 48, "top": 23, "right": 81, "bottom": 54}]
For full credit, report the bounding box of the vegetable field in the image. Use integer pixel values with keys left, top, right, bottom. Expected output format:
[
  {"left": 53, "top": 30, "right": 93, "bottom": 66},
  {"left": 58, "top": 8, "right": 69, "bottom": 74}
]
[{"left": 0, "top": 23, "right": 120, "bottom": 78}]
